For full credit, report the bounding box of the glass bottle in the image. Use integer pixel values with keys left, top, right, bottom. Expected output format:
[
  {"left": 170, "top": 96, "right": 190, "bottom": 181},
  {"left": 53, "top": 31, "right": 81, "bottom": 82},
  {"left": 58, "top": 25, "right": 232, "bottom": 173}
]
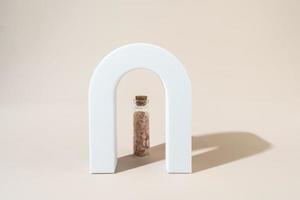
[{"left": 133, "top": 95, "right": 150, "bottom": 156}]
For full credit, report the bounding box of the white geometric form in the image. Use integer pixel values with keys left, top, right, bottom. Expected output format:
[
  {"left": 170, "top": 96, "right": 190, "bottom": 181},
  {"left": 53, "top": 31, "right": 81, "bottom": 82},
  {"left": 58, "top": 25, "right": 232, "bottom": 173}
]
[{"left": 89, "top": 43, "right": 192, "bottom": 173}]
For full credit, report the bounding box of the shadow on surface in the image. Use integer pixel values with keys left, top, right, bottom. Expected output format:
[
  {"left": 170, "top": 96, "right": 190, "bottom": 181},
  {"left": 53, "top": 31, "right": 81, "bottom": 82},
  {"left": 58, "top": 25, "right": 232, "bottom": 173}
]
[{"left": 116, "top": 132, "right": 271, "bottom": 173}]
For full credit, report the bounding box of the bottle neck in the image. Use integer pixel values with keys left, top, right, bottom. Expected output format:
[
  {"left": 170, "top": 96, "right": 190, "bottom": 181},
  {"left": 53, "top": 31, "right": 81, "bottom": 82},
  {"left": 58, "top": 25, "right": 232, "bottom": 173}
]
[
  {"left": 134, "top": 104, "right": 148, "bottom": 111},
  {"left": 134, "top": 99, "right": 148, "bottom": 111},
  {"left": 134, "top": 96, "right": 148, "bottom": 111}
]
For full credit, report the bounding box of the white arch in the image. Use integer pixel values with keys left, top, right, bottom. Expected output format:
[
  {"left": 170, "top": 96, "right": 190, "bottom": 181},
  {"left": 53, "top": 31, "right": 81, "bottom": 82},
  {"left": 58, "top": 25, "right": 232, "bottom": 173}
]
[{"left": 89, "top": 43, "right": 192, "bottom": 173}]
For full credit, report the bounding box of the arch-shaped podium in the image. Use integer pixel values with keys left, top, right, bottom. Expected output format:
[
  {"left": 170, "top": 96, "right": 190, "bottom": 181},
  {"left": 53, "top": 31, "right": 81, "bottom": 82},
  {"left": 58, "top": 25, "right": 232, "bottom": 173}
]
[{"left": 89, "top": 43, "right": 192, "bottom": 173}]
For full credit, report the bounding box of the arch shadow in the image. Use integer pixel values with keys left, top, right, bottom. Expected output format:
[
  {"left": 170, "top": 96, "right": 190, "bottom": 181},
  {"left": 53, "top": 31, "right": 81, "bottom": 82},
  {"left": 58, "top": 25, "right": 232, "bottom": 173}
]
[{"left": 116, "top": 131, "right": 272, "bottom": 173}]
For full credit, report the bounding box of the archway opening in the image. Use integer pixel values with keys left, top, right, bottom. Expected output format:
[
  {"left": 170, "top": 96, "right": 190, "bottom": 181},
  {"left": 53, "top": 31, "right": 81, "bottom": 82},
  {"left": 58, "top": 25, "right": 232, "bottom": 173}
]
[{"left": 116, "top": 69, "right": 165, "bottom": 171}]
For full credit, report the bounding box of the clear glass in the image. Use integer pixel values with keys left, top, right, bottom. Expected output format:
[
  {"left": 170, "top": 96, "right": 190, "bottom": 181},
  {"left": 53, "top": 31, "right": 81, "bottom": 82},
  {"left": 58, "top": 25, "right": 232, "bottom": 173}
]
[{"left": 133, "top": 99, "right": 150, "bottom": 156}]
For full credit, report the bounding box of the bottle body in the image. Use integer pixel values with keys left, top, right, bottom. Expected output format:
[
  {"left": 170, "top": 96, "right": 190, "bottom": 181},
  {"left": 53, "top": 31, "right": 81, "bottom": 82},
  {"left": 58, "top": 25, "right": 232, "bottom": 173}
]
[{"left": 133, "top": 96, "right": 150, "bottom": 156}]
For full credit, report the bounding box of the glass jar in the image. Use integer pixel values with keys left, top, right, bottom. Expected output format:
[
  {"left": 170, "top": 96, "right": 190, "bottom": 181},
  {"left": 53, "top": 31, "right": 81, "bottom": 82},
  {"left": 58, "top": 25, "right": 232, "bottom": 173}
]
[{"left": 133, "top": 96, "right": 150, "bottom": 156}]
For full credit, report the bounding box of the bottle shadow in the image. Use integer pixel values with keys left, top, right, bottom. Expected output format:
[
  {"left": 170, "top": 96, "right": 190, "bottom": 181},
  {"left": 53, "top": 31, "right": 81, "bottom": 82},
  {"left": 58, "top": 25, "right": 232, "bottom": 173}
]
[{"left": 116, "top": 131, "right": 272, "bottom": 173}]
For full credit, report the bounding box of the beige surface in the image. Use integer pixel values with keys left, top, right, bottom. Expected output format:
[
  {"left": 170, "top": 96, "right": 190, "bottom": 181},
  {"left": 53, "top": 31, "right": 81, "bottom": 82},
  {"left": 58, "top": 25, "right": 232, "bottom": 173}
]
[{"left": 1, "top": 0, "right": 300, "bottom": 199}]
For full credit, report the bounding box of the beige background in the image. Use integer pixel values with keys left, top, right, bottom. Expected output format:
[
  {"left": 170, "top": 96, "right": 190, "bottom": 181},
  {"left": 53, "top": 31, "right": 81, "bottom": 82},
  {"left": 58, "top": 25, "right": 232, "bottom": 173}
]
[{"left": 1, "top": 0, "right": 300, "bottom": 199}]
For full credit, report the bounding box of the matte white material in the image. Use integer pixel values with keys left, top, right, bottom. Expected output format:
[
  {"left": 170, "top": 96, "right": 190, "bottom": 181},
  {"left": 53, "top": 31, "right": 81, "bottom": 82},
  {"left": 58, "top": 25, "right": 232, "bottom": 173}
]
[{"left": 89, "top": 43, "right": 192, "bottom": 173}]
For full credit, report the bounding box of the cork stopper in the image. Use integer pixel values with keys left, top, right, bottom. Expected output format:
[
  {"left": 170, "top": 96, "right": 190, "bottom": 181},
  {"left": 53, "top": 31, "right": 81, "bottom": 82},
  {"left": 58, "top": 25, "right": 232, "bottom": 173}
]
[{"left": 135, "top": 95, "right": 148, "bottom": 106}]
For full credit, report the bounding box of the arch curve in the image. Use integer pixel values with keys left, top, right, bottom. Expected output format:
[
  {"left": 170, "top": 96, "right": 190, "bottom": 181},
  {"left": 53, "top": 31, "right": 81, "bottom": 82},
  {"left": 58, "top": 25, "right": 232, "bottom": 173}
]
[{"left": 89, "top": 43, "right": 192, "bottom": 173}]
